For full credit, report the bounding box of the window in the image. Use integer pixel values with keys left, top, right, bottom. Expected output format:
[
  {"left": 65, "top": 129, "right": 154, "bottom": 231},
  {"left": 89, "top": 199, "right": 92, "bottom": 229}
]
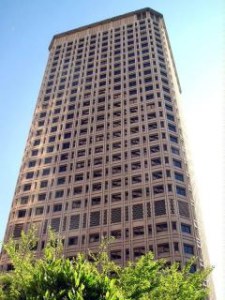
[
  {"left": 171, "top": 147, "right": 180, "bottom": 155},
  {"left": 112, "top": 166, "right": 122, "bottom": 174},
  {"left": 57, "top": 177, "right": 66, "bottom": 185},
  {"left": 132, "top": 204, "right": 143, "bottom": 220},
  {"left": 28, "top": 160, "right": 36, "bottom": 168},
  {"left": 89, "top": 233, "right": 100, "bottom": 243},
  {"left": 31, "top": 149, "right": 38, "bottom": 156},
  {"left": 176, "top": 186, "right": 186, "bottom": 196},
  {"left": 51, "top": 218, "right": 60, "bottom": 232},
  {"left": 26, "top": 172, "right": 34, "bottom": 179},
  {"left": 53, "top": 204, "right": 62, "bottom": 212},
  {"left": 174, "top": 242, "right": 179, "bottom": 252},
  {"left": 131, "top": 162, "right": 141, "bottom": 170},
  {"left": 132, "top": 175, "right": 142, "bottom": 184},
  {"left": 18, "top": 210, "right": 26, "bottom": 218},
  {"left": 153, "top": 185, "right": 164, "bottom": 194},
  {"left": 95, "top": 146, "right": 103, "bottom": 153},
  {"left": 49, "top": 136, "right": 56, "bottom": 143},
  {"left": 147, "top": 113, "right": 156, "bottom": 120},
  {"left": 132, "top": 189, "right": 142, "bottom": 199},
  {"left": 38, "top": 193, "right": 46, "bottom": 201},
  {"left": 112, "top": 179, "right": 121, "bottom": 188},
  {"left": 111, "top": 207, "right": 121, "bottom": 223},
  {"left": 148, "top": 122, "right": 157, "bottom": 130},
  {"left": 110, "top": 250, "right": 121, "bottom": 260},
  {"left": 173, "top": 159, "right": 182, "bottom": 168},
  {"left": 76, "top": 161, "right": 85, "bottom": 168},
  {"left": 77, "top": 150, "right": 85, "bottom": 157},
  {"left": 55, "top": 190, "right": 64, "bottom": 198},
  {"left": 184, "top": 244, "right": 194, "bottom": 255},
  {"left": 175, "top": 172, "right": 184, "bottom": 182},
  {"left": 133, "top": 226, "right": 144, "bottom": 237},
  {"left": 131, "top": 149, "right": 140, "bottom": 158},
  {"left": 134, "top": 247, "right": 145, "bottom": 258},
  {"left": 167, "top": 114, "right": 175, "bottom": 121},
  {"left": 42, "top": 168, "right": 50, "bottom": 176},
  {"left": 158, "top": 243, "right": 170, "bottom": 254},
  {"left": 35, "top": 207, "right": 44, "bottom": 215},
  {"left": 33, "top": 139, "right": 40, "bottom": 146},
  {"left": 13, "top": 224, "right": 23, "bottom": 238},
  {"left": 149, "top": 134, "right": 158, "bottom": 141},
  {"left": 73, "top": 187, "right": 82, "bottom": 195},
  {"left": 156, "top": 222, "right": 168, "bottom": 233},
  {"left": 92, "top": 182, "right": 101, "bottom": 191},
  {"left": 91, "top": 197, "right": 101, "bottom": 206},
  {"left": 62, "top": 142, "right": 70, "bottom": 149},
  {"left": 44, "top": 157, "right": 52, "bottom": 164},
  {"left": 152, "top": 171, "right": 163, "bottom": 180},
  {"left": 168, "top": 124, "right": 176, "bottom": 132},
  {"left": 70, "top": 215, "right": 80, "bottom": 230},
  {"left": 68, "top": 236, "right": 78, "bottom": 246},
  {"left": 181, "top": 223, "right": 192, "bottom": 234},
  {"left": 90, "top": 211, "right": 100, "bottom": 227},
  {"left": 72, "top": 200, "right": 81, "bottom": 209},
  {"left": 170, "top": 135, "right": 178, "bottom": 143},
  {"left": 154, "top": 200, "right": 166, "bottom": 216},
  {"left": 111, "top": 230, "right": 121, "bottom": 239},
  {"left": 20, "top": 196, "right": 28, "bottom": 204},
  {"left": 75, "top": 174, "right": 83, "bottom": 181},
  {"left": 165, "top": 104, "right": 173, "bottom": 112},
  {"left": 59, "top": 165, "right": 67, "bottom": 172},
  {"left": 111, "top": 193, "right": 121, "bottom": 203},
  {"left": 178, "top": 201, "right": 190, "bottom": 218}
]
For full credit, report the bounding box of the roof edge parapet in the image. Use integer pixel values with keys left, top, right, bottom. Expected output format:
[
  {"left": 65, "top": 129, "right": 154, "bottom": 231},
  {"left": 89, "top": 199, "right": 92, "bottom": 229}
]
[{"left": 49, "top": 7, "right": 163, "bottom": 50}]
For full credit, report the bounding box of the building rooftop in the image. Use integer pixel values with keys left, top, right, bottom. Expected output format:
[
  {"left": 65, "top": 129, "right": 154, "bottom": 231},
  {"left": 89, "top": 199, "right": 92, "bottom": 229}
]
[{"left": 49, "top": 7, "right": 163, "bottom": 50}]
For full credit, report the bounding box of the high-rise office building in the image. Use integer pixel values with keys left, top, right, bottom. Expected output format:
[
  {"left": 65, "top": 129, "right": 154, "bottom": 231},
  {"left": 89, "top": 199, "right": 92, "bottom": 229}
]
[{"left": 1, "top": 8, "right": 205, "bottom": 270}]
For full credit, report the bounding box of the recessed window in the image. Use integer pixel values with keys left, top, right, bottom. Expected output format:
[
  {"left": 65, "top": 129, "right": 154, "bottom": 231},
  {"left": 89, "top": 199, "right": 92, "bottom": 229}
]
[
  {"left": 184, "top": 244, "right": 194, "bottom": 255},
  {"left": 68, "top": 236, "right": 78, "bottom": 246},
  {"left": 59, "top": 165, "right": 67, "bottom": 172},
  {"left": 35, "top": 207, "right": 44, "bottom": 215},
  {"left": 28, "top": 160, "right": 36, "bottom": 168},
  {"left": 18, "top": 210, "right": 26, "bottom": 218},
  {"left": 55, "top": 190, "right": 64, "bottom": 198},
  {"left": 57, "top": 177, "right": 66, "bottom": 185},
  {"left": 157, "top": 243, "right": 170, "bottom": 254},
  {"left": 72, "top": 200, "right": 81, "bottom": 209},
  {"left": 175, "top": 172, "right": 184, "bottom": 182},
  {"left": 170, "top": 135, "right": 178, "bottom": 143},
  {"left": 42, "top": 168, "right": 50, "bottom": 176},
  {"left": 181, "top": 223, "right": 191, "bottom": 234},
  {"left": 154, "top": 200, "right": 166, "bottom": 216},
  {"left": 110, "top": 250, "right": 121, "bottom": 260},
  {"left": 156, "top": 222, "right": 168, "bottom": 233},
  {"left": 133, "top": 226, "right": 144, "bottom": 237},
  {"left": 38, "top": 193, "right": 46, "bottom": 201},
  {"left": 89, "top": 233, "right": 100, "bottom": 243},
  {"left": 20, "top": 196, "right": 28, "bottom": 204},
  {"left": 53, "top": 204, "right": 62, "bottom": 212},
  {"left": 171, "top": 147, "right": 180, "bottom": 155},
  {"left": 75, "top": 174, "right": 83, "bottom": 181},
  {"left": 176, "top": 186, "right": 186, "bottom": 196},
  {"left": 26, "top": 172, "right": 34, "bottom": 179},
  {"left": 40, "top": 180, "right": 48, "bottom": 188},
  {"left": 173, "top": 159, "right": 182, "bottom": 168},
  {"left": 23, "top": 184, "right": 31, "bottom": 191}
]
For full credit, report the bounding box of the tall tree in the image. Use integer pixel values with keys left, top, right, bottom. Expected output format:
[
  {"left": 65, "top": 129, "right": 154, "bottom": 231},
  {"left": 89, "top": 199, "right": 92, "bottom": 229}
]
[{"left": 0, "top": 229, "right": 211, "bottom": 300}]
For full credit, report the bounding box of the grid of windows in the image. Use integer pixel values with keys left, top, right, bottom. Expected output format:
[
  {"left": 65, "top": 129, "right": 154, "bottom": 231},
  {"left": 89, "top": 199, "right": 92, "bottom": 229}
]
[{"left": 2, "top": 8, "right": 203, "bottom": 270}]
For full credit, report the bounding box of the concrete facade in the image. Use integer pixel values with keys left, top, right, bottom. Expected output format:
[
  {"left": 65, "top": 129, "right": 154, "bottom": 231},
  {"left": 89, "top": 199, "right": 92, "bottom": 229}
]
[{"left": 1, "top": 8, "right": 204, "bottom": 271}]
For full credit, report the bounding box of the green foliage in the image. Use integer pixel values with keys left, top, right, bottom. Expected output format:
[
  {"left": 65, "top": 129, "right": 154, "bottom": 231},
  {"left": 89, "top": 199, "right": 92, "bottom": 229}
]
[{"left": 0, "top": 229, "right": 212, "bottom": 300}]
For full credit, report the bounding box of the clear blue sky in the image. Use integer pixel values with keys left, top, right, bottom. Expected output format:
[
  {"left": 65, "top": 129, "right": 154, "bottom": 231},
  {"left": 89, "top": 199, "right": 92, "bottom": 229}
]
[{"left": 0, "top": 0, "right": 223, "bottom": 298}]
